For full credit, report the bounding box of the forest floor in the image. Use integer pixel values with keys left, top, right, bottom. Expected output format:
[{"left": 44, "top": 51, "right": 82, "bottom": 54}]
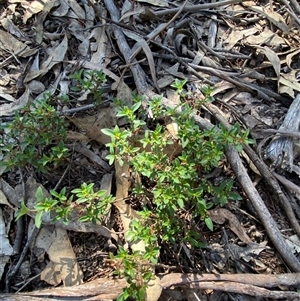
[{"left": 1, "top": 0, "right": 300, "bottom": 300}]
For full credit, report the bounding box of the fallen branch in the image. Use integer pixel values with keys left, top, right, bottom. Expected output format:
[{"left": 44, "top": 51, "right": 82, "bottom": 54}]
[
  {"left": 1, "top": 273, "right": 300, "bottom": 300},
  {"left": 205, "top": 102, "right": 300, "bottom": 271}
]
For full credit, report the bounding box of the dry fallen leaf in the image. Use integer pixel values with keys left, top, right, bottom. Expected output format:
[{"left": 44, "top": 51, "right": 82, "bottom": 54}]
[
  {"left": 0, "top": 29, "right": 38, "bottom": 57},
  {"left": 137, "top": 0, "right": 169, "bottom": 7},
  {"left": 124, "top": 29, "right": 159, "bottom": 91},
  {"left": 259, "top": 46, "right": 281, "bottom": 81},
  {"left": 41, "top": 227, "right": 84, "bottom": 286},
  {"left": 24, "top": 34, "right": 68, "bottom": 82},
  {"left": 225, "top": 27, "right": 258, "bottom": 50},
  {"left": 69, "top": 106, "right": 117, "bottom": 145},
  {"left": 0, "top": 87, "right": 30, "bottom": 116}
]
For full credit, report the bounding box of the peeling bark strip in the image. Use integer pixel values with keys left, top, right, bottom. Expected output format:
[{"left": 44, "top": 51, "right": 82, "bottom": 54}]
[{"left": 265, "top": 94, "right": 300, "bottom": 170}]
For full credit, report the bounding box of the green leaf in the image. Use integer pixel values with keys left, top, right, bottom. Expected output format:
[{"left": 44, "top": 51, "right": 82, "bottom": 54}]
[
  {"left": 16, "top": 200, "right": 29, "bottom": 220},
  {"left": 131, "top": 101, "right": 142, "bottom": 112},
  {"left": 177, "top": 198, "right": 184, "bottom": 208},
  {"left": 96, "top": 189, "right": 107, "bottom": 198},
  {"left": 35, "top": 187, "right": 44, "bottom": 203},
  {"left": 106, "top": 154, "right": 115, "bottom": 165},
  {"left": 76, "top": 197, "right": 89, "bottom": 204},
  {"left": 70, "top": 86, "right": 81, "bottom": 92},
  {"left": 71, "top": 188, "right": 82, "bottom": 194},
  {"left": 235, "top": 144, "right": 243, "bottom": 152},
  {"left": 101, "top": 128, "right": 114, "bottom": 137},
  {"left": 35, "top": 211, "right": 43, "bottom": 228},
  {"left": 137, "top": 288, "right": 146, "bottom": 300},
  {"left": 79, "top": 215, "right": 91, "bottom": 222},
  {"left": 228, "top": 192, "right": 243, "bottom": 201},
  {"left": 205, "top": 217, "right": 213, "bottom": 231}
]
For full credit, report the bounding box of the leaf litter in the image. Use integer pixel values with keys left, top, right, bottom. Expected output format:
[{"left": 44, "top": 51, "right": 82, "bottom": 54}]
[{"left": 1, "top": 0, "right": 300, "bottom": 300}]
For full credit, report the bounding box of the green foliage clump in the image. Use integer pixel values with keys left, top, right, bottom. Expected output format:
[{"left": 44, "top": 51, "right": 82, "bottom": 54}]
[
  {"left": 17, "top": 183, "right": 115, "bottom": 229},
  {"left": 5, "top": 70, "right": 254, "bottom": 301},
  {"left": 69, "top": 69, "right": 107, "bottom": 107},
  {"left": 0, "top": 94, "right": 69, "bottom": 173},
  {"left": 101, "top": 82, "right": 253, "bottom": 300}
]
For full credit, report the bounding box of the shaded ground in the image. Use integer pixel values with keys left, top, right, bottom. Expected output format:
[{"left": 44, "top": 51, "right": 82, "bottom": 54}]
[{"left": 1, "top": 0, "right": 300, "bottom": 300}]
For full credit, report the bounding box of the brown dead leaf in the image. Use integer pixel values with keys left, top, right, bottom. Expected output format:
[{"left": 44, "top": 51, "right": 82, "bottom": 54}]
[
  {"left": 52, "top": 0, "right": 69, "bottom": 16},
  {"left": 0, "top": 207, "right": 13, "bottom": 257},
  {"left": 286, "top": 49, "right": 300, "bottom": 69},
  {"left": 69, "top": 106, "right": 117, "bottom": 145},
  {"left": 41, "top": 228, "right": 83, "bottom": 286},
  {"left": 279, "top": 72, "right": 300, "bottom": 97},
  {"left": 113, "top": 81, "right": 133, "bottom": 107},
  {"left": 137, "top": 0, "right": 169, "bottom": 7},
  {"left": 120, "top": 7, "right": 144, "bottom": 22},
  {"left": 24, "top": 35, "right": 68, "bottom": 83},
  {"left": 0, "top": 87, "right": 30, "bottom": 116},
  {"left": 73, "top": 143, "right": 110, "bottom": 171},
  {"left": 66, "top": 131, "right": 90, "bottom": 142},
  {"left": 0, "top": 29, "right": 38, "bottom": 57},
  {"left": 67, "top": 0, "right": 86, "bottom": 19},
  {"left": 248, "top": 6, "right": 289, "bottom": 33},
  {"left": 124, "top": 29, "right": 159, "bottom": 91},
  {"left": 245, "top": 28, "right": 287, "bottom": 47},
  {"left": 259, "top": 46, "right": 281, "bottom": 81},
  {"left": 17, "top": 0, "right": 43, "bottom": 23},
  {"left": 208, "top": 208, "right": 252, "bottom": 244},
  {"left": 139, "top": 7, "right": 161, "bottom": 21},
  {"left": 90, "top": 27, "right": 109, "bottom": 64},
  {"left": 35, "top": 0, "right": 59, "bottom": 44},
  {"left": 225, "top": 27, "right": 258, "bottom": 50},
  {"left": 0, "top": 17, "right": 26, "bottom": 38}
]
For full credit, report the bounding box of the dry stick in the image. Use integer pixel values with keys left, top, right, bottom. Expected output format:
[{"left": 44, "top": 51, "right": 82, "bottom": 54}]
[
  {"left": 205, "top": 102, "right": 300, "bottom": 271},
  {"left": 273, "top": 171, "right": 300, "bottom": 196},
  {"left": 103, "top": 0, "right": 149, "bottom": 93},
  {"left": 115, "top": 0, "right": 189, "bottom": 92},
  {"left": 162, "top": 281, "right": 300, "bottom": 299},
  {"left": 261, "top": 128, "right": 300, "bottom": 139},
  {"left": 5, "top": 226, "right": 40, "bottom": 292},
  {"left": 288, "top": 0, "right": 300, "bottom": 14},
  {"left": 189, "top": 64, "right": 287, "bottom": 102},
  {"left": 227, "top": 145, "right": 300, "bottom": 272},
  {"left": 280, "top": 0, "right": 300, "bottom": 26},
  {"left": 129, "top": 0, "right": 189, "bottom": 63},
  {"left": 155, "top": 0, "right": 251, "bottom": 16},
  {"left": 151, "top": 41, "right": 209, "bottom": 83},
  {"left": 104, "top": 0, "right": 300, "bottom": 272}
]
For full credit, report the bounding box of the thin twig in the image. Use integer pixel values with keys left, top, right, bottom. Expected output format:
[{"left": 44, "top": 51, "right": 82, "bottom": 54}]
[
  {"left": 5, "top": 226, "right": 40, "bottom": 292},
  {"left": 155, "top": 0, "right": 251, "bottom": 16},
  {"left": 129, "top": 0, "right": 189, "bottom": 62}
]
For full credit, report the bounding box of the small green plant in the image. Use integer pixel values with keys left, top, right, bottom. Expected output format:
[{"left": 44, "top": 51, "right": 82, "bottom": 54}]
[
  {"left": 101, "top": 84, "right": 254, "bottom": 299},
  {"left": 171, "top": 78, "right": 190, "bottom": 98},
  {"left": 0, "top": 94, "right": 69, "bottom": 173},
  {"left": 6, "top": 70, "right": 254, "bottom": 301},
  {"left": 69, "top": 69, "right": 107, "bottom": 107},
  {"left": 17, "top": 183, "right": 115, "bottom": 228},
  {"left": 110, "top": 245, "right": 159, "bottom": 301}
]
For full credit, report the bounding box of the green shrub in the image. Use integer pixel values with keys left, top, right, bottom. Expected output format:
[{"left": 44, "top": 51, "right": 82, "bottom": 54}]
[
  {"left": 8, "top": 71, "right": 254, "bottom": 301},
  {"left": 0, "top": 93, "right": 68, "bottom": 173}
]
